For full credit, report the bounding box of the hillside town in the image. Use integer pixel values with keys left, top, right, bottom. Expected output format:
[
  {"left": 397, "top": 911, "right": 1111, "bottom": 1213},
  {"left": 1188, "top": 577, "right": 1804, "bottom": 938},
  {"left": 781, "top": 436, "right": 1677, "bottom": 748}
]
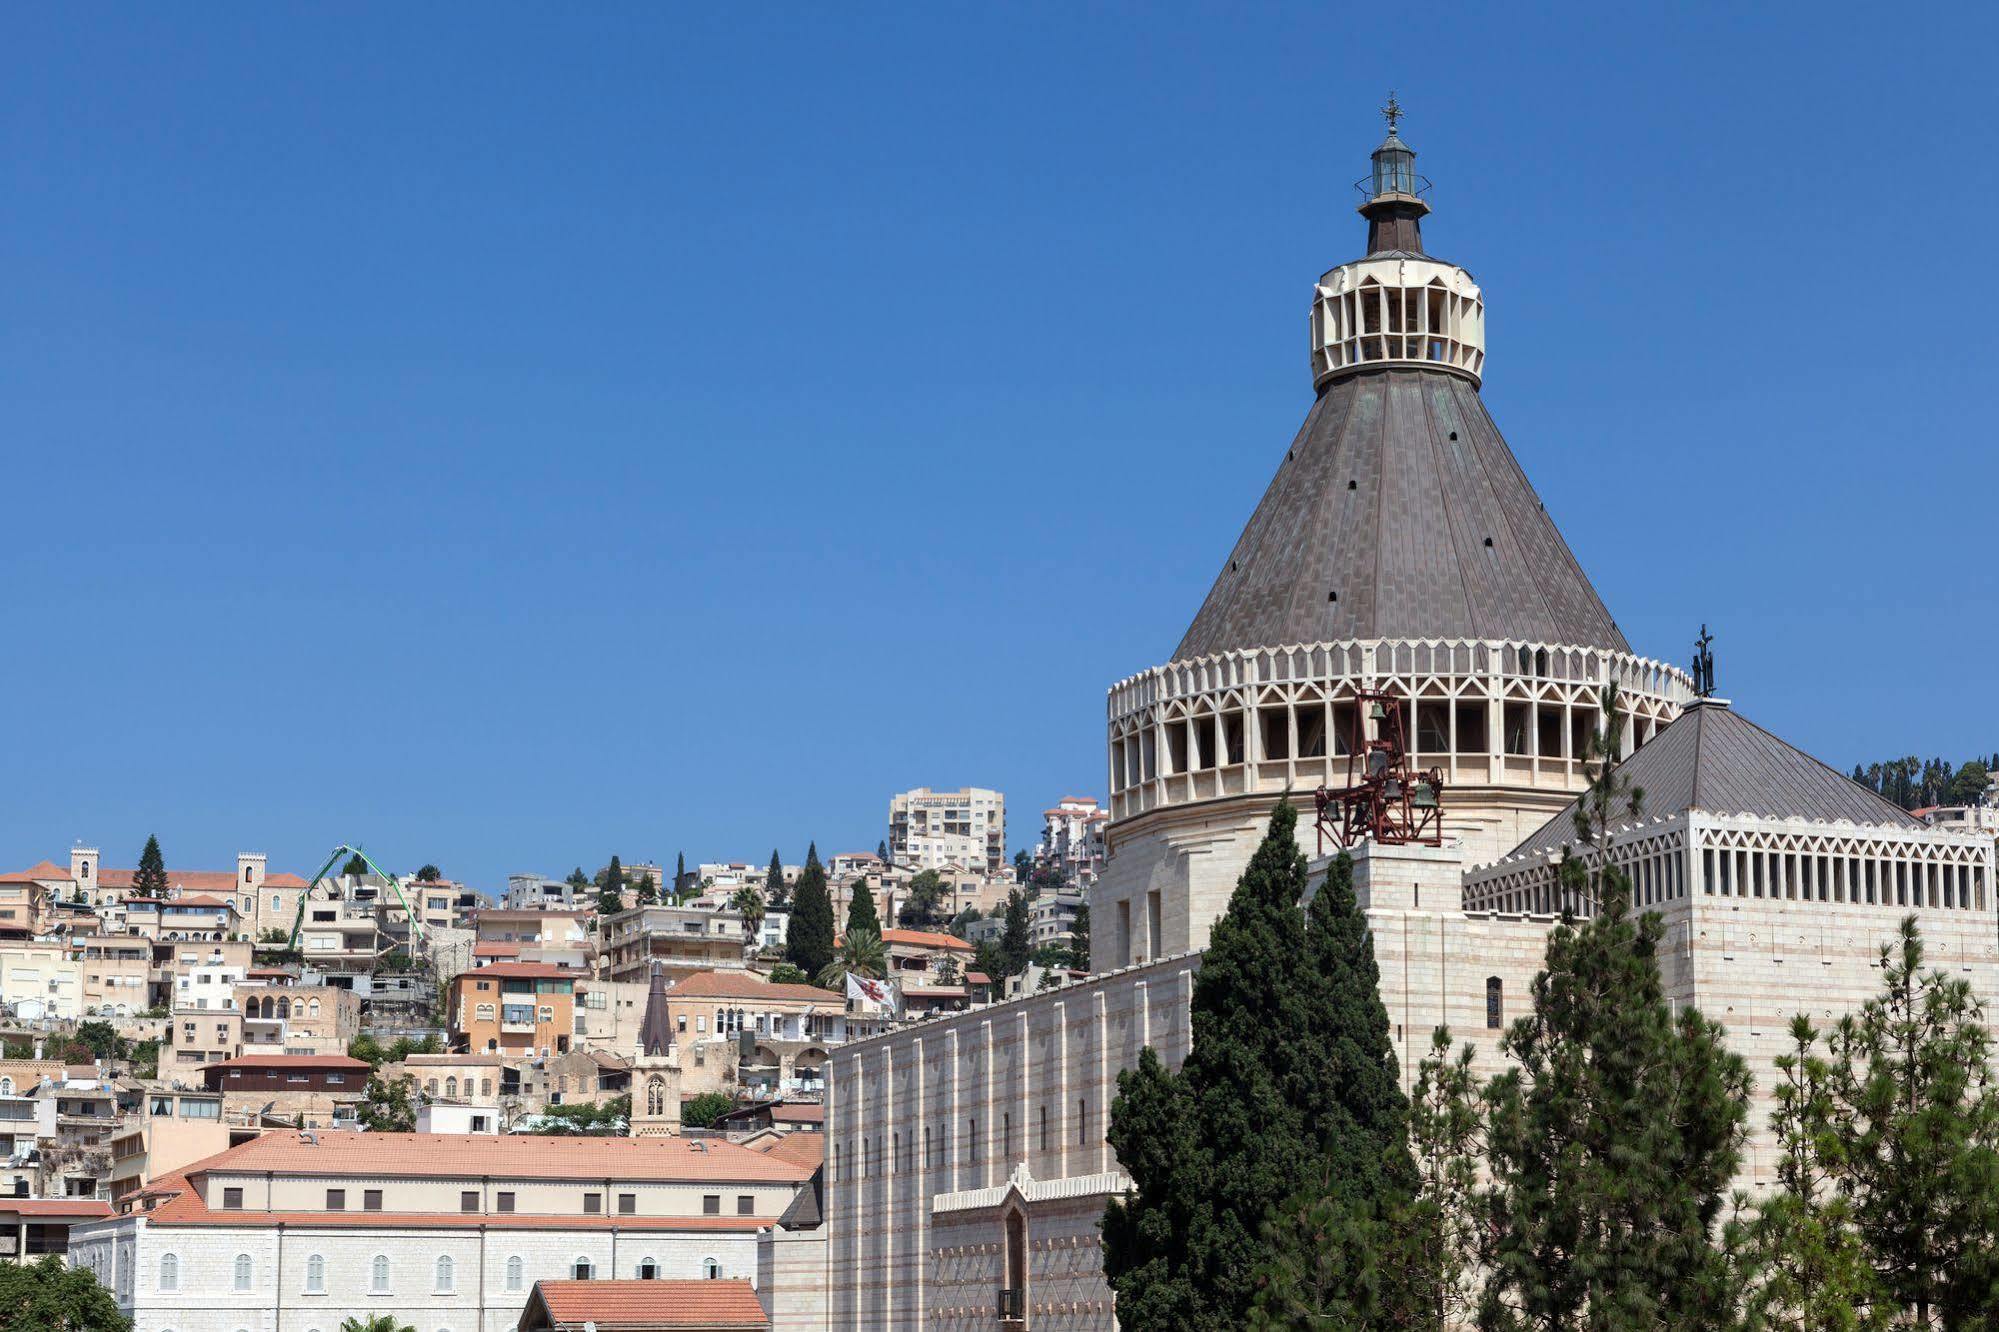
[{"left": 0, "top": 788, "right": 1106, "bottom": 1329}]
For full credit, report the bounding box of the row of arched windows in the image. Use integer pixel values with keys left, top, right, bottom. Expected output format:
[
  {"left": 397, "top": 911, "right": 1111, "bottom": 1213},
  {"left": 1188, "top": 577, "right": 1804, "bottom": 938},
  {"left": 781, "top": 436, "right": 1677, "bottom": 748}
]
[{"left": 157, "top": 1249, "right": 721, "bottom": 1293}]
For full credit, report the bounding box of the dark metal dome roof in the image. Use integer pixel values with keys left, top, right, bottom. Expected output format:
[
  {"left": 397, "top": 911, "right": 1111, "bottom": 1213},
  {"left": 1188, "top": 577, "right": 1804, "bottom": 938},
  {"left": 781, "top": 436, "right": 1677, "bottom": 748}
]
[{"left": 1172, "top": 366, "right": 1630, "bottom": 660}]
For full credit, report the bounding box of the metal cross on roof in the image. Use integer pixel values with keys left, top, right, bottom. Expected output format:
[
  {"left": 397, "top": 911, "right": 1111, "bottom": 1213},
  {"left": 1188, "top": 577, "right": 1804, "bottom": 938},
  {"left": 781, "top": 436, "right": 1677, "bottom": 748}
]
[
  {"left": 1692, "top": 623, "right": 1716, "bottom": 698},
  {"left": 1381, "top": 91, "right": 1404, "bottom": 134}
]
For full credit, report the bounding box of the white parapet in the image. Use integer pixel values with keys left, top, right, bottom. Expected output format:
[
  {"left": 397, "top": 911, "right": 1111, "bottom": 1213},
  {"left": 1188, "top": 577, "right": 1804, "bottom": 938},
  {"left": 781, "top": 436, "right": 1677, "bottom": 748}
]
[{"left": 1311, "top": 254, "right": 1484, "bottom": 386}]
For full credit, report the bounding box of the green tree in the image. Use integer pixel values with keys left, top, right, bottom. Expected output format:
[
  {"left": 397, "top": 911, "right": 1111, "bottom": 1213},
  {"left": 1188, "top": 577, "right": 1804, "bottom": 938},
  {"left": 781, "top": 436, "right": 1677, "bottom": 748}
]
[
  {"left": 532, "top": 1095, "right": 631, "bottom": 1135},
  {"left": 681, "top": 1091, "right": 736, "bottom": 1129},
  {"left": 767, "top": 962, "right": 809, "bottom": 986},
  {"left": 845, "top": 877, "right": 881, "bottom": 939},
  {"left": 1066, "top": 901, "right": 1091, "bottom": 970},
  {"left": 675, "top": 852, "right": 688, "bottom": 901},
  {"left": 598, "top": 855, "right": 627, "bottom": 916},
  {"left": 785, "top": 843, "right": 835, "bottom": 979},
  {"left": 1013, "top": 848, "right": 1032, "bottom": 882},
  {"left": 1820, "top": 917, "right": 1999, "bottom": 1327},
  {"left": 347, "top": 1033, "right": 386, "bottom": 1066},
  {"left": 1948, "top": 759, "right": 1992, "bottom": 807},
  {"left": 1742, "top": 1016, "right": 1889, "bottom": 1331},
  {"left": 339, "top": 1317, "right": 416, "bottom": 1332},
  {"left": 948, "top": 906, "right": 980, "bottom": 940},
  {"left": 128, "top": 1039, "right": 159, "bottom": 1080},
  {"left": 636, "top": 867, "right": 659, "bottom": 906},
  {"left": 132, "top": 835, "right": 168, "bottom": 897},
  {"left": 764, "top": 850, "right": 788, "bottom": 906},
  {"left": 565, "top": 866, "right": 590, "bottom": 891},
  {"left": 817, "top": 928, "right": 886, "bottom": 991},
  {"left": 999, "top": 890, "right": 1032, "bottom": 978},
  {"left": 1105, "top": 803, "right": 1414, "bottom": 1329},
  {"left": 73, "top": 1021, "right": 126, "bottom": 1062},
  {"left": 730, "top": 885, "right": 766, "bottom": 942},
  {"left": 1405, "top": 1028, "right": 1484, "bottom": 1329},
  {"left": 357, "top": 1073, "right": 417, "bottom": 1133},
  {"left": 899, "top": 869, "right": 949, "bottom": 927},
  {"left": 341, "top": 853, "right": 369, "bottom": 879},
  {"left": 877, "top": 838, "right": 889, "bottom": 864},
  {"left": 0, "top": 1255, "right": 128, "bottom": 1331},
  {"left": 1477, "top": 685, "right": 1751, "bottom": 1331},
  {"left": 414, "top": 864, "right": 441, "bottom": 883}
]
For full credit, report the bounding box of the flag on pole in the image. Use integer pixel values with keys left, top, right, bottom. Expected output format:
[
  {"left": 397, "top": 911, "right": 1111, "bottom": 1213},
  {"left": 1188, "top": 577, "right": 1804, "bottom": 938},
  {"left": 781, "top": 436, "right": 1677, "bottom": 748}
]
[{"left": 847, "top": 972, "right": 900, "bottom": 1016}]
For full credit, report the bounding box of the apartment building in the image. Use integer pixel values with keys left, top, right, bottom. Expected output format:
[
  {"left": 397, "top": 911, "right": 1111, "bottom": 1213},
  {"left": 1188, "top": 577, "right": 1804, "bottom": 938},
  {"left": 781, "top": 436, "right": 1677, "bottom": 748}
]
[
  {"left": 0, "top": 942, "right": 82, "bottom": 1021},
  {"left": 887, "top": 787, "right": 1007, "bottom": 875},
  {"left": 599, "top": 906, "right": 748, "bottom": 983},
  {"left": 200, "top": 1054, "right": 368, "bottom": 1128},
  {"left": 1036, "top": 795, "right": 1109, "bottom": 891},
  {"left": 663, "top": 971, "right": 884, "bottom": 1100},
  {"left": 105, "top": 1090, "right": 235, "bottom": 1203},
  {"left": 71, "top": 936, "right": 151, "bottom": 1017},
  {"left": 503, "top": 875, "right": 589, "bottom": 912},
  {"left": 70, "top": 1129, "right": 822, "bottom": 1332},
  {"left": 234, "top": 984, "right": 359, "bottom": 1056},
  {"left": 449, "top": 963, "right": 577, "bottom": 1056}
]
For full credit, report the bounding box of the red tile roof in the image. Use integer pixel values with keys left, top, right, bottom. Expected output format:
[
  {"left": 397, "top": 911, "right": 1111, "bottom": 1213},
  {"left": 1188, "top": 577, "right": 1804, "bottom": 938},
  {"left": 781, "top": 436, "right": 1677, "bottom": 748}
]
[
  {"left": 531, "top": 1278, "right": 768, "bottom": 1329},
  {"left": 471, "top": 941, "right": 524, "bottom": 957},
  {"left": 876, "top": 927, "right": 973, "bottom": 953},
  {"left": 756, "top": 1132, "right": 825, "bottom": 1172},
  {"left": 965, "top": 971, "right": 992, "bottom": 985},
  {"left": 0, "top": 860, "right": 71, "bottom": 883},
  {"left": 670, "top": 971, "right": 840, "bottom": 1005},
  {"left": 185, "top": 1129, "right": 813, "bottom": 1185},
  {"left": 769, "top": 1103, "right": 824, "bottom": 1124}
]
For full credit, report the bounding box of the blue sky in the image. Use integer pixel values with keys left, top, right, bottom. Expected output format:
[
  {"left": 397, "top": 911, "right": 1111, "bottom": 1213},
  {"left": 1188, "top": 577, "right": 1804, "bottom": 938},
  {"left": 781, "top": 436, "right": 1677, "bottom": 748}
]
[{"left": 5, "top": 5, "right": 1995, "bottom": 892}]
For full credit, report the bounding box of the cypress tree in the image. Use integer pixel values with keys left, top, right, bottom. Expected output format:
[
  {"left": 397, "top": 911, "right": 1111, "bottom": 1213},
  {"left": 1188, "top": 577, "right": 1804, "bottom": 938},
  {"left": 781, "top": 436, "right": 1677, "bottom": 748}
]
[
  {"left": 133, "top": 836, "right": 168, "bottom": 896},
  {"left": 674, "top": 852, "right": 686, "bottom": 900},
  {"left": 765, "top": 851, "right": 787, "bottom": 906},
  {"left": 597, "top": 856, "right": 626, "bottom": 916},
  {"left": 1000, "top": 890, "right": 1031, "bottom": 977},
  {"left": 1104, "top": 800, "right": 1415, "bottom": 1329},
  {"left": 786, "top": 843, "right": 835, "bottom": 981},
  {"left": 846, "top": 877, "right": 881, "bottom": 940}
]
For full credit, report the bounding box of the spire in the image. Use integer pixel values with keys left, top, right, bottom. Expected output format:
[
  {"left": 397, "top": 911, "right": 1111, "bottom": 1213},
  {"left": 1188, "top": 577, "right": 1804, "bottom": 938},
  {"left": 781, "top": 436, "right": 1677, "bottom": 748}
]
[
  {"left": 1357, "top": 92, "right": 1430, "bottom": 256},
  {"left": 638, "top": 960, "right": 673, "bottom": 1057}
]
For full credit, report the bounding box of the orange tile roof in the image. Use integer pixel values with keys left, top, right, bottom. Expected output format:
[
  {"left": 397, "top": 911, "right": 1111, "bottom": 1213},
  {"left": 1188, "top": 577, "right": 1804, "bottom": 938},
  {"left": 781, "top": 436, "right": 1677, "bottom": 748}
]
[
  {"left": 0, "top": 1199, "right": 112, "bottom": 1219},
  {"left": 188, "top": 1129, "right": 814, "bottom": 1185},
  {"left": 755, "top": 1132, "right": 825, "bottom": 1172},
  {"left": 877, "top": 927, "right": 973, "bottom": 952},
  {"left": 472, "top": 941, "right": 524, "bottom": 957},
  {"left": 532, "top": 1278, "right": 768, "bottom": 1329},
  {"left": 768, "top": 1103, "right": 824, "bottom": 1124},
  {"left": 0, "top": 860, "right": 71, "bottom": 883},
  {"left": 669, "top": 970, "right": 841, "bottom": 1005}
]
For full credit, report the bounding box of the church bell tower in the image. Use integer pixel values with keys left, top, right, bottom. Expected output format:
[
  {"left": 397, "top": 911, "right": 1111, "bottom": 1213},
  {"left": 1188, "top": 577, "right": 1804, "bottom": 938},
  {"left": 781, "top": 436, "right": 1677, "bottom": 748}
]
[{"left": 628, "top": 961, "right": 682, "bottom": 1137}]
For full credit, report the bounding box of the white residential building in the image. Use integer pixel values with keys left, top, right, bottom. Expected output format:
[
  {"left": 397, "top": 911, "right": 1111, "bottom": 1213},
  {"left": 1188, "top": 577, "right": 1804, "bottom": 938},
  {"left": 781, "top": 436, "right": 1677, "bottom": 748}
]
[{"left": 888, "top": 787, "right": 1007, "bottom": 876}]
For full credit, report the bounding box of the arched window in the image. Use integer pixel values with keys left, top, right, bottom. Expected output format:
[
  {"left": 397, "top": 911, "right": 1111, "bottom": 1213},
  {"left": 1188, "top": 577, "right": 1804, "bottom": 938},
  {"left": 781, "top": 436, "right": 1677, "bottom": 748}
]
[
  {"left": 572, "top": 1258, "right": 594, "bottom": 1280},
  {"left": 276, "top": 997, "right": 291, "bottom": 1021},
  {"left": 159, "top": 1253, "right": 179, "bottom": 1291},
  {"left": 371, "top": 1254, "right": 391, "bottom": 1293},
  {"left": 305, "top": 1253, "right": 325, "bottom": 1294},
  {"left": 0, "top": 1078, "right": 13, "bottom": 1096},
  {"left": 445, "top": 1077, "right": 459, "bottom": 1098},
  {"left": 638, "top": 1258, "right": 659, "bottom": 1280},
  {"left": 245, "top": 865, "right": 253, "bottom": 883},
  {"left": 434, "top": 1255, "right": 454, "bottom": 1292},
  {"left": 702, "top": 1257, "right": 720, "bottom": 1280},
  {"left": 308, "top": 998, "right": 320, "bottom": 1018},
  {"left": 1486, "top": 977, "right": 1503, "bottom": 1030},
  {"left": 233, "top": 1253, "right": 253, "bottom": 1291},
  {"left": 504, "top": 1256, "right": 524, "bottom": 1292},
  {"left": 647, "top": 1076, "right": 666, "bottom": 1117}
]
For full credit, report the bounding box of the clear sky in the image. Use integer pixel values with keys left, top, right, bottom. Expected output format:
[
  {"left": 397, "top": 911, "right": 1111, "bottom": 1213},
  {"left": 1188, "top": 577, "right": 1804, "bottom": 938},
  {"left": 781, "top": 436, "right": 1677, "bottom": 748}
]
[{"left": 6, "top": 5, "right": 1995, "bottom": 893}]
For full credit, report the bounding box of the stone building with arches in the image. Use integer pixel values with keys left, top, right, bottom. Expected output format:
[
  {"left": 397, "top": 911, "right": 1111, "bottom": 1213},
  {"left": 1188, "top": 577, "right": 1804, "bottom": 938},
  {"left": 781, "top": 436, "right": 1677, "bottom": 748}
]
[
  {"left": 67, "top": 1128, "right": 824, "bottom": 1332},
  {"left": 825, "top": 111, "right": 1999, "bottom": 1330}
]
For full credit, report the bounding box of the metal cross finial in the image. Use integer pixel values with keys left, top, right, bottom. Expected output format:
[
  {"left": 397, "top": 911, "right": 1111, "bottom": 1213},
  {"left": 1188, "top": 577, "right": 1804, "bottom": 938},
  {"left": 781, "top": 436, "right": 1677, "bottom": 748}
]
[
  {"left": 1692, "top": 623, "right": 1716, "bottom": 698},
  {"left": 1381, "top": 92, "right": 1404, "bottom": 135}
]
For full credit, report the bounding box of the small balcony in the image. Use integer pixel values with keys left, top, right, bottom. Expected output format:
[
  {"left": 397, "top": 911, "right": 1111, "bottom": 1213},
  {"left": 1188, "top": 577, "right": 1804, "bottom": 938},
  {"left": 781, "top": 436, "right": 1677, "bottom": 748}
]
[{"left": 996, "top": 1286, "right": 1025, "bottom": 1326}]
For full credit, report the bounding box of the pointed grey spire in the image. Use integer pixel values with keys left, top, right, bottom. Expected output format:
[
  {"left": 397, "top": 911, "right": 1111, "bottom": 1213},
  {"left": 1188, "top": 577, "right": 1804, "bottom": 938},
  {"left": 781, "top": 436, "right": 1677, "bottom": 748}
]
[{"left": 638, "top": 960, "right": 673, "bottom": 1058}]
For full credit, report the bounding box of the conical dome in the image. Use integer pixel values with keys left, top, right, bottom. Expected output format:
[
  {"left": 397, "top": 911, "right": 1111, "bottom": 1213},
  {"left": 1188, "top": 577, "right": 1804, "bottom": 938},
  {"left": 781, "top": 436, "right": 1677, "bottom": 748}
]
[{"left": 1173, "top": 367, "right": 1628, "bottom": 660}]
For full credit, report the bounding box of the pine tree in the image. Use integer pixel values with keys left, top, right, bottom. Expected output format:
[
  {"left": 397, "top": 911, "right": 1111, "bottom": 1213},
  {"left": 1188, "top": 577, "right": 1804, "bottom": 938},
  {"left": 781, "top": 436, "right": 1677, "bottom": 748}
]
[
  {"left": 1066, "top": 901, "right": 1091, "bottom": 970},
  {"left": 1104, "top": 801, "right": 1415, "bottom": 1329},
  {"left": 846, "top": 877, "right": 881, "bottom": 940},
  {"left": 1478, "top": 687, "right": 1751, "bottom": 1330},
  {"left": 785, "top": 843, "right": 835, "bottom": 980},
  {"left": 597, "top": 856, "right": 626, "bottom": 917},
  {"left": 565, "top": 866, "right": 590, "bottom": 891},
  {"left": 1742, "top": 1016, "right": 1889, "bottom": 1331},
  {"left": 341, "top": 853, "right": 368, "bottom": 879},
  {"left": 999, "top": 890, "right": 1031, "bottom": 977},
  {"left": 1403, "top": 1028, "right": 1484, "bottom": 1328},
  {"left": 133, "top": 835, "right": 168, "bottom": 896},
  {"left": 765, "top": 851, "right": 787, "bottom": 906},
  {"left": 877, "top": 838, "right": 889, "bottom": 864},
  {"left": 635, "top": 867, "right": 659, "bottom": 906},
  {"left": 1821, "top": 917, "right": 1999, "bottom": 1326}
]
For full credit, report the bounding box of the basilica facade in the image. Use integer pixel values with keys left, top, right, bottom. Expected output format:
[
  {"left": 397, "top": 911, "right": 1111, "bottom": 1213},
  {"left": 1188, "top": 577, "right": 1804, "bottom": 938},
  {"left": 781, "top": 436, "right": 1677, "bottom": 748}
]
[{"left": 825, "top": 115, "right": 1998, "bottom": 1332}]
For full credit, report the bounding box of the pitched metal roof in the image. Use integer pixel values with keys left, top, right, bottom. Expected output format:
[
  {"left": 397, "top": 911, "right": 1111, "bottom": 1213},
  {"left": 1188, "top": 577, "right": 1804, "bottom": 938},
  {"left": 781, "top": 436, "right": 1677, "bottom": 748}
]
[
  {"left": 1173, "top": 367, "right": 1629, "bottom": 660},
  {"left": 1508, "top": 700, "right": 1922, "bottom": 859}
]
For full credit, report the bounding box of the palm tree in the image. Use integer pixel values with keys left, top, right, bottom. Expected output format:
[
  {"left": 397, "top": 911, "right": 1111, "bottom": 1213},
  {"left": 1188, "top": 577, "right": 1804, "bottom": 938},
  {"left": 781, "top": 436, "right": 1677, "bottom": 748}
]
[
  {"left": 817, "top": 927, "right": 887, "bottom": 990},
  {"left": 730, "top": 885, "right": 766, "bottom": 943},
  {"left": 341, "top": 1316, "right": 416, "bottom": 1332}
]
